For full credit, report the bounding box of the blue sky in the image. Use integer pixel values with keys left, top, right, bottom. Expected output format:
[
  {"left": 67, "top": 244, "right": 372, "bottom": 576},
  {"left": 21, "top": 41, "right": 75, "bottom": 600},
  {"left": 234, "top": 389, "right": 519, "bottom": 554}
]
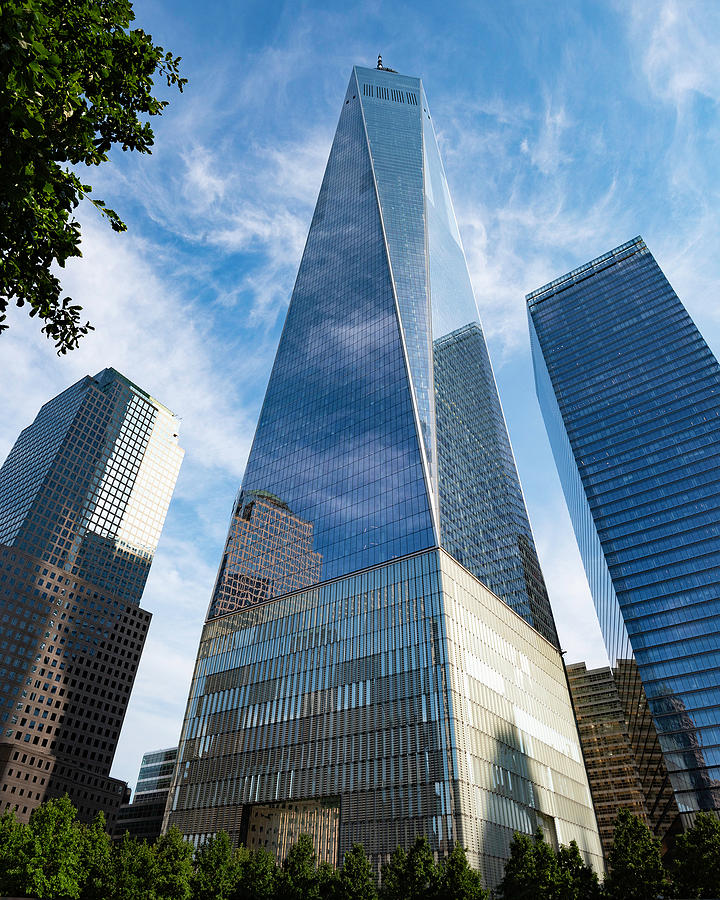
[{"left": 2, "top": 0, "right": 719, "bottom": 790}]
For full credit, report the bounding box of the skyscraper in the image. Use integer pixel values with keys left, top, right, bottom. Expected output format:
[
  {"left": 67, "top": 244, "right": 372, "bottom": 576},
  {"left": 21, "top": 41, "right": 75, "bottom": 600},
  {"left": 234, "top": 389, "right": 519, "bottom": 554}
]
[
  {"left": 113, "top": 746, "right": 178, "bottom": 841},
  {"left": 566, "top": 662, "right": 649, "bottom": 856},
  {"left": 528, "top": 236, "right": 720, "bottom": 832},
  {"left": 0, "top": 368, "right": 183, "bottom": 824},
  {"left": 166, "top": 63, "right": 602, "bottom": 886}
]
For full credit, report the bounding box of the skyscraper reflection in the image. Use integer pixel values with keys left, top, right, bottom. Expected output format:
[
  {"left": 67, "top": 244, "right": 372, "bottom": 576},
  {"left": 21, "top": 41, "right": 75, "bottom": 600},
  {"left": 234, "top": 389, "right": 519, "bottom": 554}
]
[{"left": 209, "top": 490, "right": 322, "bottom": 617}]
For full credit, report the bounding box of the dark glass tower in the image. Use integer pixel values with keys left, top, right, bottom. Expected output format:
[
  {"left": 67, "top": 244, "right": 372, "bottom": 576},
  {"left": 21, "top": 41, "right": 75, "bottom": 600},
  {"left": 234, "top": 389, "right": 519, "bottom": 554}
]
[
  {"left": 167, "top": 64, "right": 601, "bottom": 887},
  {"left": 0, "top": 368, "right": 183, "bottom": 824},
  {"left": 113, "top": 745, "right": 178, "bottom": 841},
  {"left": 566, "top": 662, "right": 650, "bottom": 857},
  {"left": 528, "top": 237, "right": 720, "bottom": 832}
]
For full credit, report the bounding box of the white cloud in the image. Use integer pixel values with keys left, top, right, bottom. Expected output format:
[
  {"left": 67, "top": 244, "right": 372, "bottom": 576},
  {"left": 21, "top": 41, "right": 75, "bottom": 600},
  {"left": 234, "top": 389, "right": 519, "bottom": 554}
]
[
  {"left": 631, "top": 0, "right": 720, "bottom": 108},
  {"left": 529, "top": 99, "right": 572, "bottom": 176},
  {"left": 455, "top": 174, "right": 624, "bottom": 351}
]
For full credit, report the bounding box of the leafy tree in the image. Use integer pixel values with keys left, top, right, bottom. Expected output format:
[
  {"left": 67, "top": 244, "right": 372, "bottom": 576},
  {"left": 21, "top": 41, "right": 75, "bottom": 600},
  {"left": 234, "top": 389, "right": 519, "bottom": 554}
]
[
  {"left": 78, "top": 811, "right": 112, "bottom": 900},
  {"left": 556, "top": 840, "right": 601, "bottom": 900},
  {"left": 193, "top": 831, "right": 245, "bottom": 900},
  {"left": 497, "top": 831, "right": 546, "bottom": 900},
  {"left": 405, "top": 835, "right": 439, "bottom": 899},
  {"left": 17, "top": 794, "right": 84, "bottom": 899},
  {"left": 154, "top": 825, "right": 194, "bottom": 900},
  {"left": 107, "top": 832, "right": 157, "bottom": 900},
  {"left": 605, "top": 809, "right": 668, "bottom": 900},
  {"left": 379, "top": 845, "right": 408, "bottom": 900},
  {"left": 530, "top": 831, "right": 564, "bottom": 899},
  {"left": 277, "top": 832, "right": 324, "bottom": 900},
  {"left": 0, "top": 808, "right": 28, "bottom": 897},
  {"left": 233, "top": 846, "right": 278, "bottom": 900},
  {"left": 433, "top": 843, "right": 488, "bottom": 900},
  {"left": 380, "top": 836, "right": 438, "bottom": 900},
  {"left": 498, "top": 830, "right": 600, "bottom": 900},
  {"left": 334, "top": 843, "right": 378, "bottom": 900},
  {"left": 1, "top": 0, "right": 186, "bottom": 352},
  {"left": 671, "top": 811, "right": 720, "bottom": 899},
  {"left": 317, "top": 860, "right": 339, "bottom": 897}
]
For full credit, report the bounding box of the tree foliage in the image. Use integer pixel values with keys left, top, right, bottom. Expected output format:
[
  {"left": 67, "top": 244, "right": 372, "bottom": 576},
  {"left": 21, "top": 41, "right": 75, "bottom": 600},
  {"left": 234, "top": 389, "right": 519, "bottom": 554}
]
[
  {"left": 193, "top": 831, "right": 245, "bottom": 900},
  {"left": 0, "top": 0, "right": 186, "bottom": 352},
  {"left": 0, "top": 807, "right": 29, "bottom": 897},
  {"left": 8, "top": 796, "right": 720, "bottom": 900},
  {"left": 434, "top": 843, "right": 488, "bottom": 900},
  {"left": 15, "top": 795, "right": 84, "bottom": 899},
  {"left": 556, "top": 840, "right": 602, "bottom": 900},
  {"left": 276, "top": 832, "right": 323, "bottom": 900},
  {"left": 605, "top": 809, "right": 667, "bottom": 900},
  {"left": 332, "top": 843, "right": 378, "bottom": 900},
  {"left": 154, "top": 826, "right": 194, "bottom": 900},
  {"left": 233, "top": 845, "right": 278, "bottom": 900},
  {"left": 497, "top": 829, "right": 600, "bottom": 900},
  {"left": 670, "top": 811, "right": 720, "bottom": 899},
  {"left": 107, "top": 832, "right": 156, "bottom": 900},
  {"left": 378, "top": 845, "right": 408, "bottom": 900},
  {"left": 78, "top": 811, "right": 112, "bottom": 900}
]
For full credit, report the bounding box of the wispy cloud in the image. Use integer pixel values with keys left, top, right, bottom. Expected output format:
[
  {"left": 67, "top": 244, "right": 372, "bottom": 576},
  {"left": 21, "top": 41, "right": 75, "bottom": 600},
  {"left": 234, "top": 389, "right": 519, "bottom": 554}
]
[
  {"left": 526, "top": 96, "right": 572, "bottom": 176},
  {"left": 440, "top": 100, "right": 625, "bottom": 351},
  {"left": 630, "top": 0, "right": 720, "bottom": 108}
]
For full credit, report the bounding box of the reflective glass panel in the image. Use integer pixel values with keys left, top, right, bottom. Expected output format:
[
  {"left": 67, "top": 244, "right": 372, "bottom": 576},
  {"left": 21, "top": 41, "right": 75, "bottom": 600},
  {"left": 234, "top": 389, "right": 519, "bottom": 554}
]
[{"left": 529, "top": 237, "right": 720, "bottom": 819}]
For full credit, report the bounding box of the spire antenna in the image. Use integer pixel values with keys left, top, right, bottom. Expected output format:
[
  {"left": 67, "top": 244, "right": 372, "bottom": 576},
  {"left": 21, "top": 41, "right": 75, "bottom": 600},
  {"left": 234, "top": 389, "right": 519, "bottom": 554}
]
[{"left": 377, "top": 54, "right": 383, "bottom": 69}]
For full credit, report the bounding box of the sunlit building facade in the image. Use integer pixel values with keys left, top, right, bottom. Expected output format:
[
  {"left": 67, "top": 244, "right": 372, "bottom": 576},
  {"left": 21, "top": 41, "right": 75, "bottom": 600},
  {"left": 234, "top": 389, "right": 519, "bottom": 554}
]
[
  {"left": 566, "top": 662, "right": 649, "bottom": 856},
  {"left": 0, "top": 368, "right": 183, "bottom": 823},
  {"left": 528, "top": 237, "right": 720, "bottom": 832},
  {"left": 166, "top": 63, "right": 602, "bottom": 887}
]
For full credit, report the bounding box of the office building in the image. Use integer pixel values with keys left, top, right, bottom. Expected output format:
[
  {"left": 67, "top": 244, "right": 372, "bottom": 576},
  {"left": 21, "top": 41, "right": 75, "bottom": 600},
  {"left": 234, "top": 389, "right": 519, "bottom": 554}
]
[
  {"left": 566, "top": 662, "right": 649, "bottom": 855},
  {"left": 166, "top": 63, "right": 602, "bottom": 887},
  {"left": 528, "top": 237, "right": 720, "bottom": 832},
  {"left": 0, "top": 368, "right": 183, "bottom": 824},
  {"left": 113, "top": 746, "right": 178, "bottom": 841}
]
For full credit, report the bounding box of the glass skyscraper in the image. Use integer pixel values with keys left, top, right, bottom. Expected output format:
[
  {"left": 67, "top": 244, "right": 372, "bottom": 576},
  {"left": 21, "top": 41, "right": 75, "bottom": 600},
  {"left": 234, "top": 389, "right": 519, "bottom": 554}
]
[
  {"left": 528, "top": 236, "right": 720, "bottom": 832},
  {"left": 166, "top": 63, "right": 601, "bottom": 887},
  {"left": 113, "top": 745, "right": 178, "bottom": 841},
  {"left": 566, "top": 662, "right": 649, "bottom": 856},
  {"left": 0, "top": 368, "right": 183, "bottom": 824}
]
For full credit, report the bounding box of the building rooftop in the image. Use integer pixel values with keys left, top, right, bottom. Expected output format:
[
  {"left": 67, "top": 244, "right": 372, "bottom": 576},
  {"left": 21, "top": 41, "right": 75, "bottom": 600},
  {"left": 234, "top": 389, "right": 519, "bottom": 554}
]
[{"left": 526, "top": 236, "right": 647, "bottom": 306}]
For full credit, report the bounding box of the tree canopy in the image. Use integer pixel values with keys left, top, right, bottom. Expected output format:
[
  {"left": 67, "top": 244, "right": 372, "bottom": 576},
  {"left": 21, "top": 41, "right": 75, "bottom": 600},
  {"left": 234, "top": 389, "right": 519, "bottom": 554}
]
[
  {"left": 497, "top": 829, "right": 601, "bottom": 900},
  {"left": 604, "top": 809, "right": 667, "bottom": 900},
  {"left": 3, "top": 796, "right": 720, "bottom": 900},
  {"left": 0, "top": 0, "right": 186, "bottom": 352},
  {"left": 670, "top": 811, "right": 720, "bottom": 899}
]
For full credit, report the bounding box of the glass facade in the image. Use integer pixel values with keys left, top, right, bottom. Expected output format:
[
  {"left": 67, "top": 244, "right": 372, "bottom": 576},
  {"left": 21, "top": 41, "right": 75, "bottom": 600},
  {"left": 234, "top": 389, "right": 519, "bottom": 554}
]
[
  {"left": 528, "top": 237, "right": 720, "bottom": 826},
  {"left": 113, "top": 746, "right": 178, "bottom": 842},
  {"left": 209, "top": 491, "right": 321, "bottom": 618},
  {"left": 0, "top": 369, "right": 183, "bottom": 823},
  {"left": 0, "top": 368, "right": 183, "bottom": 605},
  {"left": 168, "top": 64, "right": 601, "bottom": 887},
  {"left": 434, "top": 324, "right": 558, "bottom": 645},
  {"left": 169, "top": 550, "right": 601, "bottom": 884},
  {"left": 566, "top": 662, "right": 649, "bottom": 857},
  {"left": 136, "top": 746, "right": 179, "bottom": 798},
  {"left": 209, "top": 66, "right": 556, "bottom": 641}
]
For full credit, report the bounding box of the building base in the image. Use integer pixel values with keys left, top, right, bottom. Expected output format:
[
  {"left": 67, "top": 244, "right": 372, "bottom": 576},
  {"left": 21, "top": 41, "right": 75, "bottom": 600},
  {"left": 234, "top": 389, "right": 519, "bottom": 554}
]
[{"left": 166, "top": 549, "right": 602, "bottom": 889}]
